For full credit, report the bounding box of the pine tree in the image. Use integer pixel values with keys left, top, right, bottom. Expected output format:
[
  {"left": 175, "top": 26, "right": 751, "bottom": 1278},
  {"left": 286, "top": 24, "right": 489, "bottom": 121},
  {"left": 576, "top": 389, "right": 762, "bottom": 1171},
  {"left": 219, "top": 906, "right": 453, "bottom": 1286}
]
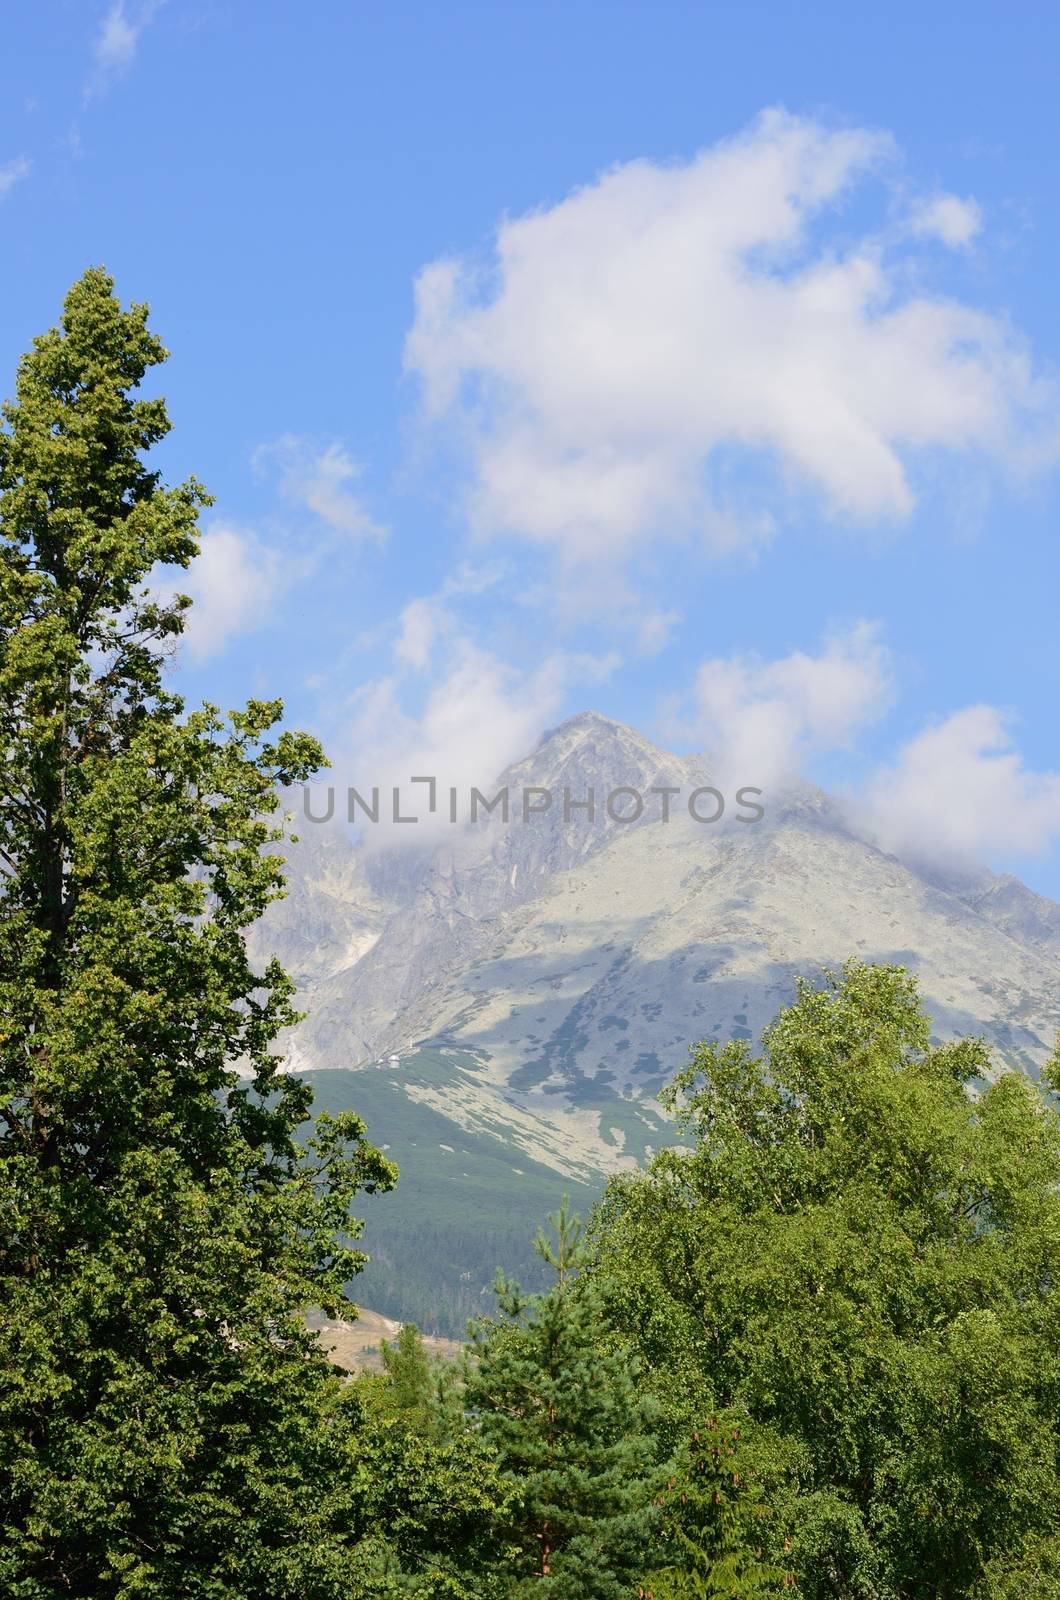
[
  {"left": 0, "top": 270, "right": 398, "bottom": 1596},
  {"left": 466, "top": 1200, "right": 660, "bottom": 1598},
  {"left": 381, "top": 1323, "right": 434, "bottom": 1423},
  {"left": 647, "top": 1420, "right": 791, "bottom": 1598}
]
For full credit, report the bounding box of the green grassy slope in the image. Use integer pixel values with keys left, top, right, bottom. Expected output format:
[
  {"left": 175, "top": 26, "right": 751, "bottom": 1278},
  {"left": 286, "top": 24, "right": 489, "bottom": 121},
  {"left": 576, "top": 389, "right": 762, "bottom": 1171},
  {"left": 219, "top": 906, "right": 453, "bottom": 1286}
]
[{"left": 303, "top": 1055, "right": 605, "bottom": 1336}]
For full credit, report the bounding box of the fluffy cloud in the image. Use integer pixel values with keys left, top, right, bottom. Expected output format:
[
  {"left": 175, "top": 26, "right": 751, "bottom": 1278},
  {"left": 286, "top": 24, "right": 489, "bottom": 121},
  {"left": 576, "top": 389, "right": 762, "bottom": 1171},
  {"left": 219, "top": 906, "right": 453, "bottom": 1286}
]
[
  {"left": 346, "top": 642, "right": 573, "bottom": 790},
  {"left": 862, "top": 705, "right": 1060, "bottom": 870},
  {"left": 668, "top": 628, "right": 1060, "bottom": 871},
  {"left": 166, "top": 523, "right": 284, "bottom": 663},
  {"left": 152, "top": 438, "right": 375, "bottom": 661},
  {"left": 909, "top": 193, "right": 983, "bottom": 248},
  {"left": 634, "top": 608, "right": 682, "bottom": 657},
  {"left": 0, "top": 157, "right": 30, "bottom": 200},
  {"left": 670, "top": 622, "right": 893, "bottom": 788},
  {"left": 96, "top": 3, "right": 138, "bottom": 70},
  {"left": 256, "top": 436, "right": 385, "bottom": 543},
  {"left": 87, "top": 1, "right": 159, "bottom": 96},
  {"left": 391, "top": 564, "right": 505, "bottom": 670},
  {"left": 406, "top": 111, "right": 1055, "bottom": 564},
  {"left": 393, "top": 597, "right": 441, "bottom": 669},
  {"left": 334, "top": 600, "right": 618, "bottom": 843}
]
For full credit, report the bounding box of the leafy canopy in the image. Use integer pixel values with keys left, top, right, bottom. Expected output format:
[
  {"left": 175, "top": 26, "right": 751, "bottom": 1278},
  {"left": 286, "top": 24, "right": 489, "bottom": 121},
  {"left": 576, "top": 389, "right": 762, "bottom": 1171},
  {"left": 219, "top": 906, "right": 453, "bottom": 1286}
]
[
  {"left": 593, "top": 963, "right": 1060, "bottom": 1600},
  {"left": 0, "top": 269, "right": 405, "bottom": 1598}
]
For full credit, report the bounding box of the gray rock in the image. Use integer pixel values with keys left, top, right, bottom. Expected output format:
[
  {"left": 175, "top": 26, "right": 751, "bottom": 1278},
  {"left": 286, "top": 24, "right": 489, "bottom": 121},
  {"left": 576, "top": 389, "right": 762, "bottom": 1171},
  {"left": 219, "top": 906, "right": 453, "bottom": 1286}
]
[{"left": 253, "top": 713, "right": 1060, "bottom": 1177}]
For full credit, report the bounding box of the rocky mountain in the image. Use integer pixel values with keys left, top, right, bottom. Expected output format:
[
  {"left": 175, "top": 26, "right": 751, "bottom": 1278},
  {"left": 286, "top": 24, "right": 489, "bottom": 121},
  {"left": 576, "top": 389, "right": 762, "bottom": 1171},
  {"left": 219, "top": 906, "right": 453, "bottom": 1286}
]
[
  {"left": 258, "top": 711, "right": 1059, "bottom": 1172},
  {"left": 251, "top": 711, "right": 1060, "bottom": 1328}
]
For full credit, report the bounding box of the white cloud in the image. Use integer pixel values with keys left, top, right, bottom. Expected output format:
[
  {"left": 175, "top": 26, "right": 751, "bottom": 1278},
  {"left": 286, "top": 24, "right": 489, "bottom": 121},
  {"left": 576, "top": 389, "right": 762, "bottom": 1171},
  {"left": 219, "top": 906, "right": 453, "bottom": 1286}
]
[
  {"left": 256, "top": 436, "right": 386, "bottom": 543},
  {"left": 0, "top": 157, "right": 30, "bottom": 200},
  {"left": 394, "top": 597, "right": 441, "bottom": 669},
  {"left": 910, "top": 193, "right": 982, "bottom": 248},
  {"left": 164, "top": 523, "right": 284, "bottom": 663},
  {"left": 347, "top": 642, "right": 569, "bottom": 794},
  {"left": 406, "top": 110, "right": 1056, "bottom": 565},
  {"left": 335, "top": 610, "right": 618, "bottom": 844},
  {"left": 392, "top": 563, "right": 505, "bottom": 670},
  {"left": 670, "top": 622, "right": 893, "bottom": 788},
  {"left": 97, "top": 3, "right": 138, "bottom": 70},
  {"left": 666, "top": 628, "right": 1060, "bottom": 872},
  {"left": 635, "top": 608, "right": 682, "bottom": 657},
  {"left": 87, "top": 1, "right": 159, "bottom": 95},
  {"left": 862, "top": 705, "right": 1060, "bottom": 870}
]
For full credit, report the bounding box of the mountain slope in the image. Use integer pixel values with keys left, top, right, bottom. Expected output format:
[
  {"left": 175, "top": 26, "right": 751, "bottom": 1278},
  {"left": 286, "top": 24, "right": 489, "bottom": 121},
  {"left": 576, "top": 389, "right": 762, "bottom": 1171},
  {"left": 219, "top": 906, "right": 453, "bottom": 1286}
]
[{"left": 254, "top": 713, "right": 1060, "bottom": 1327}]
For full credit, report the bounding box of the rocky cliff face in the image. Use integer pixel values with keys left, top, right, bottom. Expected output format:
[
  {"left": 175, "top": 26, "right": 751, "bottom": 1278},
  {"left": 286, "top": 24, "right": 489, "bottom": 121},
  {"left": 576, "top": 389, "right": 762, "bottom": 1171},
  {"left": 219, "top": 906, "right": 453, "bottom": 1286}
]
[{"left": 254, "top": 712, "right": 1060, "bottom": 1177}]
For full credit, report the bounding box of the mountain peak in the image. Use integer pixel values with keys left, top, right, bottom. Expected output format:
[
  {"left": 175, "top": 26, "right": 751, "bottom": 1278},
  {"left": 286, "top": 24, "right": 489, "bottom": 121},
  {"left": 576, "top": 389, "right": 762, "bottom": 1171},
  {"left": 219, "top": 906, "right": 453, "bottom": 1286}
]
[
  {"left": 503, "top": 709, "right": 688, "bottom": 793},
  {"left": 263, "top": 707, "right": 1060, "bottom": 1190},
  {"left": 537, "top": 708, "right": 631, "bottom": 742},
  {"left": 532, "top": 708, "right": 670, "bottom": 760}
]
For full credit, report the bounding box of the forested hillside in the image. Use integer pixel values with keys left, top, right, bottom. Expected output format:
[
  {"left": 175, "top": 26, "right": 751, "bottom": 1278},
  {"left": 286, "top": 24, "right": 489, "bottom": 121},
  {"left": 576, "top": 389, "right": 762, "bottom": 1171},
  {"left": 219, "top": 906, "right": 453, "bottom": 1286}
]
[{"left": 305, "top": 1061, "right": 600, "bottom": 1334}]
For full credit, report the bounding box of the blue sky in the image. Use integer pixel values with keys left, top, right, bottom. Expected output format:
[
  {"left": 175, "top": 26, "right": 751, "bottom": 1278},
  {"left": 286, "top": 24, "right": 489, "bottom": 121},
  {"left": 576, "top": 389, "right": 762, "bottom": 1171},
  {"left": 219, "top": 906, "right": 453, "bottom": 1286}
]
[{"left": 3, "top": 2, "right": 1060, "bottom": 892}]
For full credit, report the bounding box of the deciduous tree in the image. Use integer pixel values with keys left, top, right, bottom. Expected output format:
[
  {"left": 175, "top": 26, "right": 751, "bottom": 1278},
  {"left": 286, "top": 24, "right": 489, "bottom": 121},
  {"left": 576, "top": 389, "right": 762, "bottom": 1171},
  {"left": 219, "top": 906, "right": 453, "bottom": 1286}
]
[
  {"left": 0, "top": 270, "right": 396, "bottom": 1597},
  {"left": 593, "top": 964, "right": 1060, "bottom": 1599}
]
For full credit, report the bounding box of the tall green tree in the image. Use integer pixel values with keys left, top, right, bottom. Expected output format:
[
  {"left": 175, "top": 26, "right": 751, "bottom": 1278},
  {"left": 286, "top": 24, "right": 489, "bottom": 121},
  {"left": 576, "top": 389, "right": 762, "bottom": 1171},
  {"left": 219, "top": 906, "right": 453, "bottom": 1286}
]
[
  {"left": 0, "top": 269, "right": 401, "bottom": 1597},
  {"left": 376, "top": 1323, "right": 467, "bottom": 1447},
  {"left": 648, "top": 1419, "right": 790, "bottom": 1599},
  {"left": 381, "top": 1324, "right": 435, "bottom": 1424},
  {"left": 592, "top": 964, "right": 1060, "bottom": 1599},
  {"left": 466, "top": 1201, "right": 660, "bottom": 1599}
]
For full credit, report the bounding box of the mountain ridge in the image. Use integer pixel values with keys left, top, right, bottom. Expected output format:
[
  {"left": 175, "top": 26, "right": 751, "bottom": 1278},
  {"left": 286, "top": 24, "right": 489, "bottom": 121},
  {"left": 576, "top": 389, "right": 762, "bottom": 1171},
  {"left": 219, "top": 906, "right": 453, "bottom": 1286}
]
[
  {"left": 252, "top": 711, "right": 1060, "bottom": 1330},
  {"left": 257, "top": 711, "right": 1060, "bottom": 1176}
]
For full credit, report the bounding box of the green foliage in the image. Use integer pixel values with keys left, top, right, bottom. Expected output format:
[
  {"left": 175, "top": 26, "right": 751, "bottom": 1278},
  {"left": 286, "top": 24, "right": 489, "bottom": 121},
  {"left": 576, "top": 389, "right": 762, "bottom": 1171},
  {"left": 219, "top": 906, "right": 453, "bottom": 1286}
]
[
  {"left": 0, "top": 271, "right": 403, "bottom": 1597},
  {"left": 382, "top": 1323, "right": 435, "bottom": 1419},
  {"left": 467, "top": 1200, "right": 660, "bottom": 1598},
  {"left": 338, "top": 1388, "right": 516, "bottom": 1600},
  {"left": 974, "top": 1532, "right": 1060, "bottom": 1599},
  {"left": 4, "top": 276, "right": 1059, "bottom": 1599},
  {"left": 379, "top": 1321, "right": 469, "bottom": 1444},
  {"left": 1044, "top": 1033, "right": 1060, "bottom": 1097},
  {"left": 648, "top": 1420, "right": 791, "bottom": 1598},
  {"left": 592, "top": 962, "right": 1060, "bottom": 1599}
]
